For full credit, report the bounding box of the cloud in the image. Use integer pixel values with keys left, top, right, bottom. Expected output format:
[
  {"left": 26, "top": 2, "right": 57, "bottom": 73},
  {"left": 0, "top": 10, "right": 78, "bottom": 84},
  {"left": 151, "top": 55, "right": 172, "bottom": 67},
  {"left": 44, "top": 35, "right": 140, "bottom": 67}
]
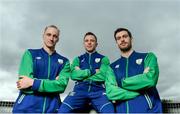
[
  {"left": 160, "top": 83, "right": 180, "bottom": 101},
  {"left": 0, "top": 0, "right": 180, "bottom": 101},
  {"left": 0, "top": 69, "right": 18, "bottom": 101}
]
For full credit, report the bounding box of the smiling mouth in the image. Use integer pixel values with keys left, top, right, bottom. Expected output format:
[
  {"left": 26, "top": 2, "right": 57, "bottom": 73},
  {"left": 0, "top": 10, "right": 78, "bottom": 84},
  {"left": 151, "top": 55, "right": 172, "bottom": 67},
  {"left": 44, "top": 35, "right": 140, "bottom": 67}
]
[
  {"left": 48, "top": 41, "right": 54, "bottom": 44},
  {"left": 87, "top": 46, "right": 92, "bottom": 48},
  {"left": 120, "top": 43, "right": 127, "bottom": 46}
]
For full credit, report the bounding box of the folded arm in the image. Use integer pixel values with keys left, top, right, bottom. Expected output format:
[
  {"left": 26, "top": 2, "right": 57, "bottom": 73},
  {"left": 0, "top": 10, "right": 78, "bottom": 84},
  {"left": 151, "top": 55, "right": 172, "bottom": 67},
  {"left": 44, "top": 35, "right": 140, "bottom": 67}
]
[
  {"left": 35, "top": 61, "right": 70, "bottom": 93},
  {"left": 105, "top": 67, "right": 140, "bottom": 101},
  {"left": 18, "top": 60, "right": 70, "bottom": 93},
  {"left": 122, "top": 52, "right": 159, "bottom": 91},
  {"left": 87, "top": 56, "right": 109, "bottom": 81},
  {"left": 71, "top": 57, "right": 91, "bottom": 81},
  {"left": 17, "top": 50, "right": 34, "bottom": 94}
]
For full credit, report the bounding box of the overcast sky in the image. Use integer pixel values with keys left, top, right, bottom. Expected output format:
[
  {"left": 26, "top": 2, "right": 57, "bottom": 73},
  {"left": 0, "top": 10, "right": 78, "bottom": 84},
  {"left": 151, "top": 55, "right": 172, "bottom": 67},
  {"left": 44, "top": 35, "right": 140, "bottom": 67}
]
[{"left": 0, "top": 0, "right": 180, "bottom": 101}]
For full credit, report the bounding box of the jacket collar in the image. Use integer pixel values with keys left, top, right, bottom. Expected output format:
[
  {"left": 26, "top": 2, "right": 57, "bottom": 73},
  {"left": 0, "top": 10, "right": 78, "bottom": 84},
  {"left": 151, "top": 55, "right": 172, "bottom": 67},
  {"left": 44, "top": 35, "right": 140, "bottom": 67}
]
[
  {"left": 85, "top": 51, "right": 97, "bottom": 56},
  {"left": 121, "top": 50, "right": 136, "bottom": 59},
  {"left": 41, "top": 48, "right": 56, "bottom": 56}
]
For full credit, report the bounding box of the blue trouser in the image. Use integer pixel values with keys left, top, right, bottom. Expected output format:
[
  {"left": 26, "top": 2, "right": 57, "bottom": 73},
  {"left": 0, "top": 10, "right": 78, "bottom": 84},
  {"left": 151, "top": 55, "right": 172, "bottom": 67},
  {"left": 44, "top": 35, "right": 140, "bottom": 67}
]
[
  {"left": 13, "top": 92, "right": 60, "bottom": 113},
  {"left": 58, "top": 81, "right": 115, "bottom": 113},
  {"left": 115, "top": 93, "right": 162, "bottom": 113}
]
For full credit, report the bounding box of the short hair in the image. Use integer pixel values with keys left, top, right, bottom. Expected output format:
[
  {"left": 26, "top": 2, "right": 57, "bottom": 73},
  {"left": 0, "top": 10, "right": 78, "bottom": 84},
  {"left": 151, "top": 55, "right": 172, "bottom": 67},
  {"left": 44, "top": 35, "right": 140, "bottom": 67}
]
[
  {"left": 114, "top": 28, "right": 132, "bottom": 40},
  {"left": 84, "top": 32, "right": 97, "bottom": 42},
  {"left": 44, "top": 25, "right": 60, "bottom": 36}
]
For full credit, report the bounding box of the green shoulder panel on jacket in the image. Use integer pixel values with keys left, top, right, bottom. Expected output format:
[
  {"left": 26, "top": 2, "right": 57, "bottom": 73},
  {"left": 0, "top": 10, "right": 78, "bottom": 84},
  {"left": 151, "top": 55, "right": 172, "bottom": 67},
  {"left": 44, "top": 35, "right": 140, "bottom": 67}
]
[
  {"left": 38, "top": 60, "right": 70, "bottom": 93},
  {"left": 122, "top": 52, "right": 159, "bottom": 91},
  {"left": 19, "top": 50, "right": 33, "bottom": 78},
  {"left": 71, "top": 57, "right": 91, "bottom": 81},
  {"left": 101, "top": 56, "right": 110, "bottom": 65},
  {"left": 105, "top": 66, "right": 140, "bottom": 101},
  {"left": 18, "top": 50, "right": 34, "bottom": 94},
  {"left": 87, "top": 56, "right": 110, "bottom": 81}
]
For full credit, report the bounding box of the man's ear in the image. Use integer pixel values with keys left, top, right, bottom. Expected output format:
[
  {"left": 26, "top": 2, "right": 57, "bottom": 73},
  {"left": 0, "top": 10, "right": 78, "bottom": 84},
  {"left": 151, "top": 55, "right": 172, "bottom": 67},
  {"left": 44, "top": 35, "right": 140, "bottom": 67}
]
[
  {"left": 131, "top": 37, "right": 133, "bottom": 46},
  {"left": 57, "top": 37, "right": 59, "bottom": 42},
  {"left": 42, "top": 33, "right": 45, "bottom": 39}
]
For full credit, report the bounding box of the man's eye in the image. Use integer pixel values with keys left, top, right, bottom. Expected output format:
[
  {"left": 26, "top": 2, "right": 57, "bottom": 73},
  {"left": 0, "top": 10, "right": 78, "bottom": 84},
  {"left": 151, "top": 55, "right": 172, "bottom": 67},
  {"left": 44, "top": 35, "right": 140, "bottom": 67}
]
[
  {"left": 123, "top": 35, "right": 129, "bottom": 38},
  {"left": 47, "top": 33, "right": 51, "bottom": 36},
  {"left": 90, "top": 39, "right": 95, "bottom": 42},
  {"left": 53, "top": 35, "right": 58, "bottom": 38},
  {"left": 116, "top": 37, "right": 121, "bottom": 40}
]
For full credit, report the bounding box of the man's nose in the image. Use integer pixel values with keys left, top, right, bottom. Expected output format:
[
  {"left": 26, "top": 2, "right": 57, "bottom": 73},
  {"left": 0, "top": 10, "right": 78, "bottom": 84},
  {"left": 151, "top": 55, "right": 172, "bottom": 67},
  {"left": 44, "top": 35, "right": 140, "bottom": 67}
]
[
  {"left": 88, "top": 41, "right": 91, "bottom": 44},
  {"left": 49, "top": 36, "right": 54, "bottom": 40},
  {"left": 121, "top": 38, "right": 125, "bottom": 42}
]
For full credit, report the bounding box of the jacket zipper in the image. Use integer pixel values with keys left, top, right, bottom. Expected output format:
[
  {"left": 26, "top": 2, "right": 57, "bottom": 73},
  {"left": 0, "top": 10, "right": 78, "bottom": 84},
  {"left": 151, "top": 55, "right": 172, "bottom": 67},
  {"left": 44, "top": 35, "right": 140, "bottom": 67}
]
[
  {"left": 42, "top": 55, "right": 51, "bottom": 113},
  {"left": 88, "top": 54, "right": 92, "bottom": 92},
  {"left": 125, "top": 58, "right": 129, "bottom": 114}
]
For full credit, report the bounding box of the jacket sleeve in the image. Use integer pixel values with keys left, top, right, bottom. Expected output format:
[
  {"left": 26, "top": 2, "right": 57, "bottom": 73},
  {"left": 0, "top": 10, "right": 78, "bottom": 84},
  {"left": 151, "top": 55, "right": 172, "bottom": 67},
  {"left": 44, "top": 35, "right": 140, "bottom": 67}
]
[
  {"left": 88, "top": 56, "right": 110, "bottom": 81},
  {"left": 34, "top": 60, "right": 70, "bottom": 93},
  {"left": 18, "top": 50, "right": 34, "bottom": 94},
  {"left": 105, "top": 66, "right": 140, "bottom": 101},
  {"left": 71, "top": 57, "right": 91, "bottom": 81},
  {"left": 121, "top": 52, "right": 159, "bottom": 91}
]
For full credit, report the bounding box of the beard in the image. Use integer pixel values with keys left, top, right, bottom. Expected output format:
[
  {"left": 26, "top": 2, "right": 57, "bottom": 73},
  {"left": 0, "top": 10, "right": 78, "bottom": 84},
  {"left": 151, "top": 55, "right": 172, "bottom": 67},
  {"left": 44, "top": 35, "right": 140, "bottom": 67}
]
[{"left": 119, "top": 42, "right": 132, "bottom": 53}]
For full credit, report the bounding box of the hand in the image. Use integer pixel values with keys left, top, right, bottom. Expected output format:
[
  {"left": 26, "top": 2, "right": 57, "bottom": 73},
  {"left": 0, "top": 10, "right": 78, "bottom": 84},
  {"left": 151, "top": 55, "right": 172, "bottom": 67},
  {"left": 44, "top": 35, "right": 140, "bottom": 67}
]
[
  {"left": 17, "top": 76, "right": 34, "bottom": 89},
  {"left": 112, "top": 100, "right": 116, "bottom": 103},
  {"left": 143, "top": 67, "right": 150, "bottom": 73},
  {"left": 56, "top": 76, "right": 59, "bottom": 80},
  {"left": 95, "top": 69, "right": 100, "bottom": 73},
  {"left": 75, "top": 66, "right": 80, "bottom": 70}
]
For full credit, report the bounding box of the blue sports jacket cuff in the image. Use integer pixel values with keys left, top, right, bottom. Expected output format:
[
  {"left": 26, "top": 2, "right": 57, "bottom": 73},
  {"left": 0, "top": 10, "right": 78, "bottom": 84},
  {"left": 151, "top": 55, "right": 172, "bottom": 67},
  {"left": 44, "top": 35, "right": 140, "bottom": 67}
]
[{"left": 32, "top": 79, "right": 41, "bottom": 91}]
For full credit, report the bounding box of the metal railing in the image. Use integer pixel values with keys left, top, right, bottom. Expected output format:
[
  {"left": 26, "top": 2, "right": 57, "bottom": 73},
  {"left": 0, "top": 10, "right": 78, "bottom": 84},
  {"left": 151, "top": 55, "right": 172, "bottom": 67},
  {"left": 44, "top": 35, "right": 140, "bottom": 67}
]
[
  {"left": 0, "top": 101, "right": 14, "bottom": 113},
  {"left": 0, "top": 100, "right": 180, "bottom": 113}
]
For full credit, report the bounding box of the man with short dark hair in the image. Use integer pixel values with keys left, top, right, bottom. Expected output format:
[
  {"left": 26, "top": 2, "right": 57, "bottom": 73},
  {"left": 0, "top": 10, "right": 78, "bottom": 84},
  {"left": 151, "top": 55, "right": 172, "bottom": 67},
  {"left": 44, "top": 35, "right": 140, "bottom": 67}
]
[
  {"left": 105, "top": 28, "right": 162, "bottom": 113},
  {"left": 13, "top": 25, "right": 70, "bottom": 113},
  {"left": 58, "top": 32, "right": 115, "bottom": 113}
]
